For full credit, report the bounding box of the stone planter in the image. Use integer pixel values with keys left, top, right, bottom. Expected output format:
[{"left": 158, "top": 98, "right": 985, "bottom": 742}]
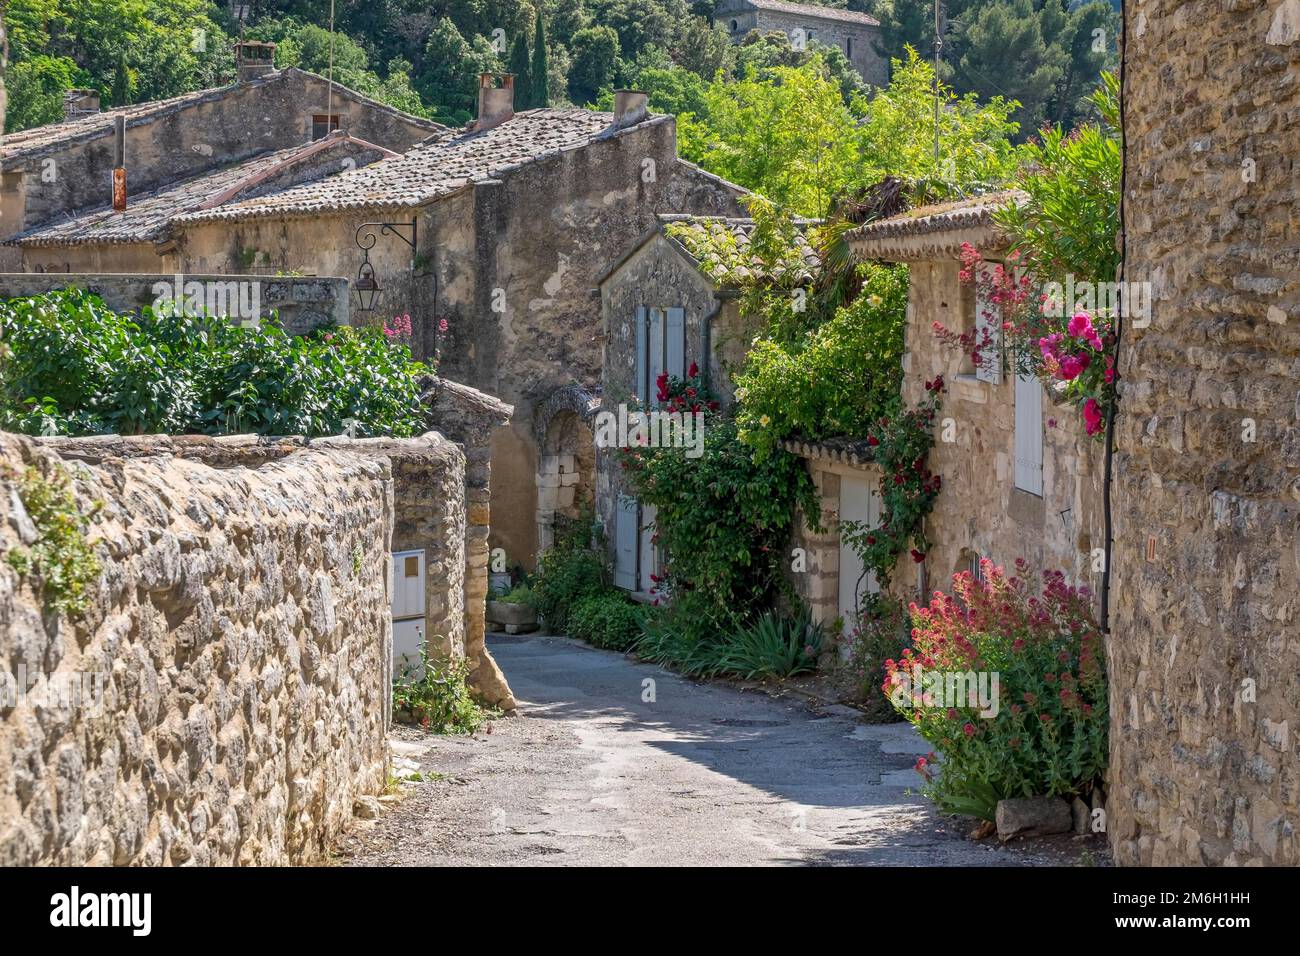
[{"left": 487, "top": 600, "right": 538, "bottom": 635}]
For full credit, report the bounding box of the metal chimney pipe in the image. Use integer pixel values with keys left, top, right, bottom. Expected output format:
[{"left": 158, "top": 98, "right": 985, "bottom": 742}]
[{"left": 112, "top": 115, "right": 127, "bottom": 212}]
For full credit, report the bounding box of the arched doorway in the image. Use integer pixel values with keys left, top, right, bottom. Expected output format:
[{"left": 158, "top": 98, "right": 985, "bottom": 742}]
[{"left": 535, "top": 385, "right": 600, "bottom": 553}]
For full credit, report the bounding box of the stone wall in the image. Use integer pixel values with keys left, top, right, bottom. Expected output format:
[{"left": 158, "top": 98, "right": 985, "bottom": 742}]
[
  {"left": 1110, "top": 0, "right": 1300, "bottom": 866},
  {"left": 0, "top": 431, "right": 395, "bottom": 865},
  {"left": 0, "top": 273, "right": 349, "bottom": 334},
  {"left": 715, "top": 0, "right": 887, "bottom": 86}
]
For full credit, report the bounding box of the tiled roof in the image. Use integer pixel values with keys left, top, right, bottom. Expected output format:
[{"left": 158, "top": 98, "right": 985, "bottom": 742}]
[
  {"left": 847, "top": 191, "right": 1025, "bottom": 244},
  {"left": 10, "top": 135, "right": 394, "bottom": 247},
  {"left": 780, "top": 435, "right": 876, "bottom": 467},
  {"left": 173, "top": 108, "right": 659, "bottom": 225},
  {"left": 744, "top": 0, "right": 880, "bottom": 27},
  {"left": 0, "top": 68, "right": 441, "bottom": 162},
  {"left": 659, "top": 214, "right": 821, "bottom": 286}
]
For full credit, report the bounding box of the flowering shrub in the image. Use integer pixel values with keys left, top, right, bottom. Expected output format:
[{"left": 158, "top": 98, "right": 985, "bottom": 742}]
[
  {"left": 839, "top": 378, "right": 945, "bottom": 590},
  {"left": 618, "top": 367, "right": 816, "bottom": 636},
  {"left": 885, "top": 560, "right": 1108, "bottom": 821}
]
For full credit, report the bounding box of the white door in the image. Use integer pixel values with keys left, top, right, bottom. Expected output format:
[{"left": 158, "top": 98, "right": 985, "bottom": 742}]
[
  {"left": 838, "top": 475, "right": 881, "bottom": 623},
  {"left": 391, "top": 549, "right": 426, "bottom": 669}
]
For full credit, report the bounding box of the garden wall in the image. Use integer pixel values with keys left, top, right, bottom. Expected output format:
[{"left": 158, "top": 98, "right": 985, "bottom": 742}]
[
  {"left": 0, "top": 273, "right": 350, "bottom": 334},
  {"left": 0, "top": 430, "right": 396, "bottom": 865},
  {"left": 1110, "top": 0, "right": 1300, "bottom": 866}
]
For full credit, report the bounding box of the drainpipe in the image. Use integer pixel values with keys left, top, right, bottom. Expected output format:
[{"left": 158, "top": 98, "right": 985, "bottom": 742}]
[{"left": 1100, "top": 7, "right": 1128, "bottom": 635}]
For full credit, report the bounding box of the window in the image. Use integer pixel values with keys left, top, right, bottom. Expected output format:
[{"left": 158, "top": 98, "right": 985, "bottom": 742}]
[
  {"left": 633, "top": 305, "right": 686, "bottom": 406},
  {"left": 311, "top": 113, "right": 340, "bottom": 140},
  {"left": 974, "top": 262, "right": 1003, "bottom": 384},
  {"left": 730, "top": 19, "right": 739, "bottom": 32},
  {"left": 846, "top": 37, "right": 853, "bottom": 58}
]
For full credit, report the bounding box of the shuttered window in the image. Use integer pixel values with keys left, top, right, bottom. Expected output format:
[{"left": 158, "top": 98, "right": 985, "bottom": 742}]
[
  {"left": 1014, "top": 370, "right": 1044, "bottom": 495},
  {"left": 614, "top": 496, "right": 638, "bottom": 590}
]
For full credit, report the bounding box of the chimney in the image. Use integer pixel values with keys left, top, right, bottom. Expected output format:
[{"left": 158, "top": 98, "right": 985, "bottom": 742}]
[
  {"left": 112, "top": 115, "right": 127, "bottom": 212},
  {"left": 235, "top": 40, "right": 278, "bottom": 83},
  {"left": 473, "top": 73, "right": 515, "bottom": 131},
  {"left": 62, "top": 89, "right": 101, "bottom": 122},
  {"left": 611, "top": 90, "right": 649, "bottom": 130}
]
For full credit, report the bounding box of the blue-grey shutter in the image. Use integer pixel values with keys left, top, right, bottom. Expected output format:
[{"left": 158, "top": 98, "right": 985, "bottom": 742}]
[
  {"left": 666, "top": 307, "right": 686, "bottom": 379},
  {"left": 634, "top": 306, "right": 647, "bottom": 403},
  {"left": 1014, "top": 371, "right": 1044, "bottom": 495},
  {"left": 975, "top": 265, "right": 1003, "bottom": 384},
  {"left": 614, "top": 496, "right": 638, "bottom": 590},
  {"left": 648, "top": 308, "right": 664, "bottom": 407}
]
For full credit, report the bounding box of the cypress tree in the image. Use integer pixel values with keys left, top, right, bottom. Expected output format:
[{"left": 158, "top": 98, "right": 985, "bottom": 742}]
[
  {"left": 530, "top": 14, "right": 549, "bottom": 109},
  {"left": 508, "top": 33, "right": 532, "bottom": 109}
]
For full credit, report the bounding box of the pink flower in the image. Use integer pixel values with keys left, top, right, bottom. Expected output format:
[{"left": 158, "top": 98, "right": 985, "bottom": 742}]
[
  {"left": 1058, "top": 355, "right": 1084, "bottom": 380},
  {"left": 1067, "top": 311, "right": 1094, "bottom": 340},
  {"left": 1083, "top": 398, "right": 1104, "bottom": 436}
]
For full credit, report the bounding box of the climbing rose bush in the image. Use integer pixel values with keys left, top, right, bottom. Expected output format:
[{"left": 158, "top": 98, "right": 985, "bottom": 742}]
[{"left": 886, "top": 560, "right": 1108, "bottom": 821}]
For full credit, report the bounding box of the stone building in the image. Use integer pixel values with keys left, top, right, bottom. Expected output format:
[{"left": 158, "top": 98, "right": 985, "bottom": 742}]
[
  {"left": 595, "top": 214, "right": 817, "bottom": 594},
  {"left": 715, "top": 0, "right": 888, "bottom": 85},
  {"left": 831, "top": 194, "right": 1107, "bottom": 626},
  {"left": 0, "top": 51, "right": 442, "bottom": 271},
  {"left": 1108, "top": 0, "right": 1300, "bottom": 866},
  {"left": 10, "top": 80, "right": 748, "bottom": 570}
]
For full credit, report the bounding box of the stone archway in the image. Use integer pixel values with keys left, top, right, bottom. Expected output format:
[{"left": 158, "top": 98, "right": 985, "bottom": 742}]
[{"left": 535, "top": 385, "right": 600, "bottom": 553}]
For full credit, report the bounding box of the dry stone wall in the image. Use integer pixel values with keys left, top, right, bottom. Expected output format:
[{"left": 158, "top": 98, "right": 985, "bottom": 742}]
[
  {"left": 0, "top": 431, "right": 397, "bottom": 865},
  {"left": 1112, "top": 0, "right": 1300, "bottom": 865}
]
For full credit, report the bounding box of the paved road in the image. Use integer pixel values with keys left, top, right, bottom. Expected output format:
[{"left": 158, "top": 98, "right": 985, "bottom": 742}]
[{"left": 341, "top": 633, "right": 1074, "bottom": 866}]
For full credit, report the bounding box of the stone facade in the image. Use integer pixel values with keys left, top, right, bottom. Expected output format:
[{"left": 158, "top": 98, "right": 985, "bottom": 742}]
[
  {"left": 1109, "top": 0, "right": 1300, "bottom": 866},
  {"left": 0, "top": 68, "right": 440, "bottom": 270},
  {"left": 0, "top": 431, "right": 396, "bottom": 865},
  {"left": 0, "top": 272, "right": 349, "bottom": 335},
  {"left": 715, "top": 0, "right": 887, "bottom": 86}
]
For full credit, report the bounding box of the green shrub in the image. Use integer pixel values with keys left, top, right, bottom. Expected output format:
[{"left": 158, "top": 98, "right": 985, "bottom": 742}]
[
  {"left": 392, "top": 645, "right": 494, "bottom": 734},
  {"left": 528, "top": 511, "right": 607, "bottom": 634},
  {"left": 492, "top": 583, "right": 533, "bottom": 604},
  {"left": 3, "top": 462, "right": 102, "bottom": 617},
  {"left": 568, "top": 591, "right": 644, "bottom": 651},
  {"left": 845, "top": 594, "right": 912, "bottom": 722},
  {"left": 635, "top": 603, "right": 823, "bottom": 681},
  {"left": 0, "top": 289, "right": 427, "bottom": 438}
]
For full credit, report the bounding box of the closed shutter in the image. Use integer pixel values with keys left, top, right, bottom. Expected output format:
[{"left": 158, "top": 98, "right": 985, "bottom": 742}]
[
  {"left": 634, "top": 306, "right": 647, "bottom": 403},
  {"left": 614, "top": 496, "right": 638, "bottom": 590},
  {"left": 648, "top": 308, "right": 665, "bottom": 406},
  {"left": 975, "top": 264, "right": 1003, "bottom": 384},
  {"left": 1014, "top": 371, "right": 1044, "bottom": 495},
  {"left": 666, "top": 307, "right": 686, "bottom": 379}
]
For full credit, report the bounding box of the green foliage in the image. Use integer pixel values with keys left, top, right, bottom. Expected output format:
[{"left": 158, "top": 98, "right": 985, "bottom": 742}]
[
  {"left": 0, "top": 290, "right": 428, "bottom": 439},
  {"left": 992, "top": 71, "right": 1121, "bottom": 287},
  {"left": 4, "top": 462, "right": 102, "bottom": 617},
  {"left": 392, "top": 646, "right": 495, "bottom": 735},
  {"left": 3, "top": 54, "right": 81, "bottom": 132},
  {"left": 531, "top": 13, "right": 550, "bottom": 108},
  {"left": 635, "top": 606, "right": 822, "bottom": 680},
  {"left": 844, "top": 594, "right": 911, "bottom": 722},
  {"left": 618, "top": 374, "right": 817, "bottom": 635},
  {"left": 492, "top": 583, "right": 534, "bottom": 605},
  {"left": 569, "top": 591, "right": 645, "bottom": 651},
  {"left": 529, "top": 513, "right": 607, "bottom": 634},
  {"left": 855, "top": 48, "right": 1022, "bottom": 198},
  {"left": 508, "top": 33, "right": 533, "bottom": 109},
  {"left": 839, "top": 382, "right": 945, "bottom": 590},
  {"left": 734, "top": 262, "right": 909, "bottom": 458},
  {"left": 419, "top": 16, "right": 502, "bottom": 121},
  {"left": 680, "top": 52, "right": 859, "bottom": 218},
  {"left": 568, "top": 25, "right": 620, "bottom": 103}
]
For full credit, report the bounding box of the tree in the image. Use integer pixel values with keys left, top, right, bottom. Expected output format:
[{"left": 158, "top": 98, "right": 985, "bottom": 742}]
[
  {"left": 870, "top": 0, "right": 933, "bottom": 63},
  {"left": 680, "top": 55, "right": 860, "bottom": 217},
  {"left": 568, "top": 25, "right": 618, "bottom": 105},
  {"left": 4, "top": 54, "right": 79, "bottom": 132},
  {"left": 420, "top": 16, "right": 501, "bottom": 120},
  {"left": 508, "top": 32, "right": 532, "bottom": 108},
  {"left": 531, "top": 13, "right": 550, "bottom": 108}
]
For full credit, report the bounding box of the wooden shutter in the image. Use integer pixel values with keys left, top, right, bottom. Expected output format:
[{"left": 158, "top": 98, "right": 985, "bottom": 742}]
[
  {"left": 648, "top": 308, "right": 665, "bottom": 406},
  {"left": 666, "top": 307, "right": 686, "bottom": 379},
  {"left": 1014, "top": 371, "right": 1044, "bottom": 495},
  {"left": 614, "top": 496, "right": 638, "bottom": 590},
  {"left": 634, "top": 306, "right": 647, "bottom": 403},
  {"left": 975, "top": 265, "right": 1002, "bottom": 384}
]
